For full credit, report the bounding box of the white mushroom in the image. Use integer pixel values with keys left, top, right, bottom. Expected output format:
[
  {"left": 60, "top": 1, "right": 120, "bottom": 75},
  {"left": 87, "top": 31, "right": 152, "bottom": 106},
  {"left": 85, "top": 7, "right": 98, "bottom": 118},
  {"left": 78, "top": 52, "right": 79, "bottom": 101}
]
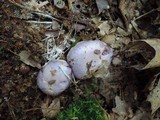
[
  {"left": 37, "top": 60, "right": 72, "bottom": 96},
  {"left": 67, "top": 40, "right": 113, "bottom": 79}
]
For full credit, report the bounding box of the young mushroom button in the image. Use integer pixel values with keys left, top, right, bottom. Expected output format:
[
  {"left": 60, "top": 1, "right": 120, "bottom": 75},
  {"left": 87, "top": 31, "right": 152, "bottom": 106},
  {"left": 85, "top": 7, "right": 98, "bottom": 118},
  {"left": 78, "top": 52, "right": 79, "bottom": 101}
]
[
  {"left": 37, "top": 60, "right": 72, "bottom": 96},
  {"left": 67, "top": 40, "right": 113, "bottom": 79}
]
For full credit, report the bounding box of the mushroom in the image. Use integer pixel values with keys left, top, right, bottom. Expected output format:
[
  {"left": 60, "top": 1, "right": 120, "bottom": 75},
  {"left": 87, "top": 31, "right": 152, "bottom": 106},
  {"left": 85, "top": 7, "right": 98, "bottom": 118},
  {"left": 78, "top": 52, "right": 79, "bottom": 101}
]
[
  {"left": 67, "top": 40, "right": 113, "bottom": 79},
  {"left": 37, "top": 60, "right": 72, "bottom": 96}
]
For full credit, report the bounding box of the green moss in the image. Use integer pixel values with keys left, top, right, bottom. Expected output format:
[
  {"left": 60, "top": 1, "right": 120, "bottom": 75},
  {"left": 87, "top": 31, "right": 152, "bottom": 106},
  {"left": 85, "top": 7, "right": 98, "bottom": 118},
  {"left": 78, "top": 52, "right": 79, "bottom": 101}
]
[{"left": 56, "top": 98, "right": 105, "bottom": 120}]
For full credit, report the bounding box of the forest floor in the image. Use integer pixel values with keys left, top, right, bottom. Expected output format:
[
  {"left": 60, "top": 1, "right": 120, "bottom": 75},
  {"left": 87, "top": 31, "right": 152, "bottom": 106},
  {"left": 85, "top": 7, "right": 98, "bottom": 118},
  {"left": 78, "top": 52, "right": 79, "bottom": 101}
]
[{"left": 0, "top": 0, "right": 160, "bottom": 120}]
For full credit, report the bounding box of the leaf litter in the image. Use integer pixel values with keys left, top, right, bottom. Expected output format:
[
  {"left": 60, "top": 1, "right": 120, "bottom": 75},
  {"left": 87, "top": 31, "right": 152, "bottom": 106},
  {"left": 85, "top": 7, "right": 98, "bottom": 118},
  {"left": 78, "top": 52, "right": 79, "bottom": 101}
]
[{"left": 0, "top": 0, "right": 160, "bottom": 119}]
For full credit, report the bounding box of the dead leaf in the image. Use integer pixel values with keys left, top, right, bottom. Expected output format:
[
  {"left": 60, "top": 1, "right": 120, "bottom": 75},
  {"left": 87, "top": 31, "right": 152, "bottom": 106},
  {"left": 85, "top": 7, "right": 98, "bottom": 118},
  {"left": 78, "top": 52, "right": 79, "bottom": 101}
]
[
  {"left": 72, "top": 23, "right": 86, "bottom": 32},
  {"left": 96, "top": 0, "right": 109, "bottom": 14},
  {"left": 22, "top": 0, "right": 49, "bottom": 11},
  {"left": 147, "top": 74, "right": 160, "bottom": 114},
  {"left": 98, "top": 21, "right": 115, "bottom": 36},
  {"left": 68, "top": 0, "right": 85, "bottom": 13},
  {"left": 41, "top": 97, "right": 60, "bottom": 118},
  {"left": 116, "top": 27, "right": 130, "bottom": 36},
  {"left": 153, "top": 109, "right": 160, "bottom": 120},
  {"left": 68, "top": 0, "right": 76, "bottom": 11},
  {"left": 102, "top": 35, "right": 130, "bottom": 49},
  {"left": 112, "top": 56, "right": 122, "bottom": 66},
  {"left": 122, "top": 41, "right": 155, "bottom": 70},
  {"left": 130, "top": 110, "right": 151, "bottom": 120},
  {"left": 18, "top": 50, "right": 41, "bottom": 69},
  {"left": 144, "top": 74, "right": 159, "bottom": 92},
  {"left": 112, "top": 96, "right": 133, "bottom": 118},
  {"left": 102, "top": 34, "right": 116, "bottom": 46},
  {"left": 130, "top": 20, "right": 148, "bottom": 38},
  {"left": 142, "top": 39, "right": 160, "bottom": 69},
  {"left": 119, "top": 0, "right": 137, "bottom": 29}
]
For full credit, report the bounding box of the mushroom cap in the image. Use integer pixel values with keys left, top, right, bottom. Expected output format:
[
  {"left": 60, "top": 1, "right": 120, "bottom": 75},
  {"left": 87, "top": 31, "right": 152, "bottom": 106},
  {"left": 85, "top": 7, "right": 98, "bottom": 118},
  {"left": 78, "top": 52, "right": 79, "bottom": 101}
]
[
  {"left": 37, "top": 60, "right": 72, "bottom": 96},
  {"left": 67, "top": 40, "right": 113, "bottom": 79}
]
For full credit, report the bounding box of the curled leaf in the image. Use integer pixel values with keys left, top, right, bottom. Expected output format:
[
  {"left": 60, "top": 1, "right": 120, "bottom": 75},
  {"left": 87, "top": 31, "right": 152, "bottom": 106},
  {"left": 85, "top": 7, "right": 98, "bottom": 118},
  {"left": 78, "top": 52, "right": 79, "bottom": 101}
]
[
  {"left": 142, "top": 39, "right": 160, "bottom": 69},
  {"left": 41, "top": 97, "right": 60, "bottom": 118},
  {"left": 122, "top": 41, "right": 155, "bottom": 70},
  {"left": 147, "top": 74, "right": 160, "bottom": 114},
  {"left": 19, "top": 50, "right": 41, "bottom": 69}
]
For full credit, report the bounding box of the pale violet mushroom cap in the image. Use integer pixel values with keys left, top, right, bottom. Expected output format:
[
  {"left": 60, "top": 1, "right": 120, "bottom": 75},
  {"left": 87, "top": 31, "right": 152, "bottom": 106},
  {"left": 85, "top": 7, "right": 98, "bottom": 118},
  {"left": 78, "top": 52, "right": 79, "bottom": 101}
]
[
  {"left": 37, "top": 60, "right": 72, "bottom": 96},
  {"left": 67, "top": 40, "right": 113, "bottom": 79}
]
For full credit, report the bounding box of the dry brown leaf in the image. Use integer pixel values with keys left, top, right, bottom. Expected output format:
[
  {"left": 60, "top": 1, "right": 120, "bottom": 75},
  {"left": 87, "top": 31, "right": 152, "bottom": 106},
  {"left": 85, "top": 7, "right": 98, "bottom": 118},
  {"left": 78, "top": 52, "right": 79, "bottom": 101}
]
[
  {"left": 145, "top": 74, "right": 159, "bottom": 92},
  {"left": 142, "top": 39, "right": 160, "bottom": 69},
  {"left": 22, "top": 0, "right": 49, "bottom": 11},
  {"left": 102, "top": 35, "right": 130, "bottom": 48},
  {"left": 68, "top": 0, "right": 84, "bottom": 13},
  {"left": 102, "top": 34, "right": 116, "bottom": 46},
  {"left": 130, "top": 20, "right": 148, "bottom": 38},
  {"left": 19, "top": 50, "right": 41, "bottom": 69},
  {"left": 92, "top": 17, "right": 116, "bottom": 36},
  {"left": 96, "top": 0, "right": 109, "bottom": 14},
  {"left": 92, "top": 17, "right": 101, "bottom": 25},
  {"left": 130, "top": 110, "right": 151, "bottom": 120},
  {"left": 41, "top": 98, "right": 60, "bottom": 118},
  {"left": 121, "top": 41, "right": 155, "bottom": 70},
  {"left": 67, "top": 0, "right": 75, "bottom": 10},
  {"left": 116, "top": 27, "right": 130, "bottom": 36},
  {"left": 112, "top": 96, "right": 133, "bottom": 118},
  {"left": 98, "top": 21, "right": 115, "bottom": 36},
  {"left": 147, "top": 74, "right": 160, "bottom": 114},
  {"left": 119, "top": 0, "right": 137, "bottom": 29}
]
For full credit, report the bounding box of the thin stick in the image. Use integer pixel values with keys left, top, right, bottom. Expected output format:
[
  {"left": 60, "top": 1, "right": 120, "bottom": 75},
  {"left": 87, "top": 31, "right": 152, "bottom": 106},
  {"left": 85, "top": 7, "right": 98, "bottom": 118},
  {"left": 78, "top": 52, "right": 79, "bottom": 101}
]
[
  {"left": 31, "top": 11, "right": 61, "bottom": 22},
  {"left": 23, "top": 107, "right": 63, "bottom": 112},
  {"left": 135, "top": 9, "right": 157, "bottom": 20},
  {"left": 7, "top": 49, "right": 19, "bottom": 56},
  {"left": 26, "top": 21, "right": 53, "bottom": 24}
]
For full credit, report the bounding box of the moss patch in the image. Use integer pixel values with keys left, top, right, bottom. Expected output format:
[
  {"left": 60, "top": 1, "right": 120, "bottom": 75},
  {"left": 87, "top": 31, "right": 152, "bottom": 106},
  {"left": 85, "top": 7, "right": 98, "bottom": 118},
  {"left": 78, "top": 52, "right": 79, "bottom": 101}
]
[{"left": 56, "top": 98, "right": 105, "bottom": 120}]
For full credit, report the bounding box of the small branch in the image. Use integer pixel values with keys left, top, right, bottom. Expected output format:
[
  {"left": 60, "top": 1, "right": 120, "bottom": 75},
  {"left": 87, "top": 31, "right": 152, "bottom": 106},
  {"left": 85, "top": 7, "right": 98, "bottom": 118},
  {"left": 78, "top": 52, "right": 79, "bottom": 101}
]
[
  {"left": 26, "top": 21, "right": 53, "bottom": 24},
  {"left": 31, "top": 11, "right": 62, "bottom": 22},
  {"left": 23, "top": 107, "right": 63, "bottom": 112},
  {"left": 7, "top": 49, "right": 19, "bottom": 56},
  {"left": 135, "top": 9, "right": 157, "bottom": 20}
]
